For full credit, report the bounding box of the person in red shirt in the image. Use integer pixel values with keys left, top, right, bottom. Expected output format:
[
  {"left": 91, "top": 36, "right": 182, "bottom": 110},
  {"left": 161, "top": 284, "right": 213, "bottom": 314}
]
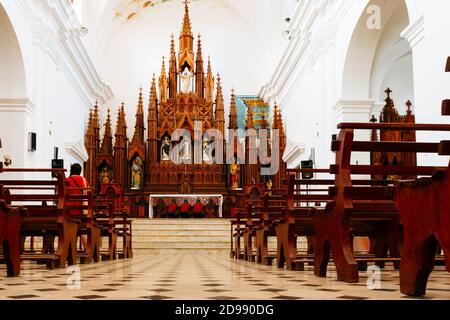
[{"left": 66, "top": 163, "right": 89, "bottom": 250}]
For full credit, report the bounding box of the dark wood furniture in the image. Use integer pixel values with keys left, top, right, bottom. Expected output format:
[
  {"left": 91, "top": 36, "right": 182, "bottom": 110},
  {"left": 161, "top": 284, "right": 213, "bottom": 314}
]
[
  {"left": 0, "top": 182, "right": 22, "bottom": 276},
  {"left": 276, "top": 169, "right": 332, "bottom": 271},
  {"left": 317, "top": 121, "right": 450, "bottom": 292},
  {"left": 0, "top": 168, "right": 79, "bottom": 269}
]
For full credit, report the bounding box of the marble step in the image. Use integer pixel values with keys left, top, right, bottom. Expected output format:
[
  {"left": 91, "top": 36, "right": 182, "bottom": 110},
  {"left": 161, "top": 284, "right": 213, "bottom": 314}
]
[
  {"left": 133, "top": 224, "right": 230, "bottom": 231},
  {"left": 133, "top": 241, "right": 229, "bottom": 249},
  {"left": 133, "top": 248, "right": 229, "bottom": 255},
  {"left": 132, "top": 229, "right": 229, "bottom": 236},
  {"left": 134, "top": 219, "right": 231, "bottom": 225},
  {"left": 133, "top": 235, "right": 228, "bottom": 242}
]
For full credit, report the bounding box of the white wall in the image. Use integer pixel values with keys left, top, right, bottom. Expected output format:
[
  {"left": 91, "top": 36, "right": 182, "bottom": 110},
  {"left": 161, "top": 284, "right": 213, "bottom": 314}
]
[
  {"left": 261, "top": 0, "right": 450, "bottom": 169},
  {"left": 0, "top": 0, "right": 111, "bottom": 175}
]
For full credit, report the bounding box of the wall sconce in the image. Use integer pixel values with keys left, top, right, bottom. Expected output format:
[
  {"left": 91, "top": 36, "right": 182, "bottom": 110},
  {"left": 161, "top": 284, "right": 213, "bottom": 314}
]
[{"left": 3, "top": 155, "right": 12, "bottom": 167}]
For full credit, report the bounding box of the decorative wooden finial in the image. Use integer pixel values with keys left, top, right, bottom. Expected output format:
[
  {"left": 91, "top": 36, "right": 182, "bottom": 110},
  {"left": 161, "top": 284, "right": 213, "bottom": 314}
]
[
  {"left": 370, "top": 115, "right": 377, "bottom": 123},
  {"left": 385, "top": 87, "right": 392, "bottom": 98},
  {"left": 406, "top": 100, "right": 412, "bottom": 112}
]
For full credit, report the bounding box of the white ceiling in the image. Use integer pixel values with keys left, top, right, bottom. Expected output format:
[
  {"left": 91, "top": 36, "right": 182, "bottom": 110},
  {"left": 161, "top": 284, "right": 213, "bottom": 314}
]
[{"left": 79, "top": 0, "right": 298, "bottom": 126}]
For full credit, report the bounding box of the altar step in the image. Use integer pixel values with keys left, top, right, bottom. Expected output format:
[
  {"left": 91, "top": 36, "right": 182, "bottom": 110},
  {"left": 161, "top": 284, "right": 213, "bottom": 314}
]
[{"left": 132, "top": 219, "right": 231, "bottom": 255}]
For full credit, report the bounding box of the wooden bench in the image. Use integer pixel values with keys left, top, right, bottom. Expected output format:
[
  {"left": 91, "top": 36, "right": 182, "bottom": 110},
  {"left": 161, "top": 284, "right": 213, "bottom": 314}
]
[
  {"left": 92, "top": 198, "right": 117, "bottom": 261},
  {"left": 0, "top": 180, "right": 22, "bottom": 276},
  {"left": 100, "top": 184, "right": 132, "bottom": 259},
  {"left": 253, "top": 190, "right": 285, "bottom": 265},
  {"left": 393, "top": 60, "right": 450, "bottom": 296},
  {"left": 318, "top": 121, "right": 450, "bottom": 289},
  {"left": 233, "top": 184, "right": 285, "bottom": 265},
  {"left": 65, "top": 186, "right": 102, "bottom": 264},
  {"left": 0, "top": 168, "right": 79, "bottom": 269},
  {"left": 276, "top": 169, "right": 332, "bottom": 271}
]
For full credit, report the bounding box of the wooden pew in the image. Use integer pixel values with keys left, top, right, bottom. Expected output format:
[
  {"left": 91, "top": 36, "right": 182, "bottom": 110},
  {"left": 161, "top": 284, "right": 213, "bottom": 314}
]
[
  {"left": 65, "top": 186, "right": 102, "bottom": 264},
  {"left": 234, "top": 184, "right": 285, "bottom": 265},
  {"left": 229, "top": 193, "right": 249, "bottom": 260},
  {"left": 100, "top": 184, "right": 132, "bottom": 259},
  {"left": 0, "top": 168, "right": 79, "bottom": 269},
  {"left": 253, "top": 190, "right": 285, "bottom": 265},
  {"left": 92, "top": 198, "right": 117, "bottom": 261},
  {"left": 0, "top": 181, "right": 22, "bottom": 276},
  {"left": 394, "top": 62, "right": 450, "bottom": 296},
  {"left": 276, "top": 169, "right": 332, "bottom": 271},
  {"left": 317, "top": 122, "right": 450, "bottom": 287},
  {"left": 242, "top": 185, "right": 264, "bottom": 262}
]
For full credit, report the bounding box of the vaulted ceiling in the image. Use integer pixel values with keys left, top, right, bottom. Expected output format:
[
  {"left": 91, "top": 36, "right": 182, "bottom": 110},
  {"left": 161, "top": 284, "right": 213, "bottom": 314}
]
[{"left": 82, "top": 0, "right": 297, "bottom": 120}]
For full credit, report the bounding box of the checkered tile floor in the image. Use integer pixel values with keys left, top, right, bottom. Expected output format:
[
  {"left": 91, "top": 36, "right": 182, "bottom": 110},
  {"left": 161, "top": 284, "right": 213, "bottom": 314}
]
[{"left": 0, "top": 254, "right": 449, "bottom": 300}]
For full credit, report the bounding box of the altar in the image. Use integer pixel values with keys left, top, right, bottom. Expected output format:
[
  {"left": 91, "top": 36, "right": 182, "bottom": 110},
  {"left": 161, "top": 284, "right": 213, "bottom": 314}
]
[{"left": 149, "top": 194, "right": 223, "bottom": 218}]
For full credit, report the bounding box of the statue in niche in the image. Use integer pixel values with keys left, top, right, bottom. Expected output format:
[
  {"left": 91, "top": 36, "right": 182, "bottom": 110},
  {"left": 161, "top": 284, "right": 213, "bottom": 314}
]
[
  {"left": 180, "top": 66, "right": 193, "bottom": 93},
  {"left": 99, "top": 166, "right": 111, "bottom": 185},
  {"left": 131, "top": 156, "right": 143, "bottom": 189},
  {"left": 202, "top": 138, "right": 213, "bottom": 163},
  {"left": 230, "top": 160, "right": 241, "bottom": 190},
  {"left": 180, "top": 136, "right": 192, "bottom": 162},
  {"left": 265, "top": 178, "right": 273, "bottom": 196},
  {"left": 161, "top": 136, "right": 171, "bottom": 161}
]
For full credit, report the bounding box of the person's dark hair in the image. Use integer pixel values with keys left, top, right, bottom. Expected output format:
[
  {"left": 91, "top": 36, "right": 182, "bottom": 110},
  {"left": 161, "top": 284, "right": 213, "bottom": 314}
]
[{"left": 70, "top": 163, "right": 82, "bottom": 176}]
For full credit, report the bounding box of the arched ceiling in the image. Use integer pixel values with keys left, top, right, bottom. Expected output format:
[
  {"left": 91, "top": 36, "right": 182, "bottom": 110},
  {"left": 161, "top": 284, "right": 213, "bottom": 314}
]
[{"left": 81, "top": 0, "right": 297, "bottom": 127}]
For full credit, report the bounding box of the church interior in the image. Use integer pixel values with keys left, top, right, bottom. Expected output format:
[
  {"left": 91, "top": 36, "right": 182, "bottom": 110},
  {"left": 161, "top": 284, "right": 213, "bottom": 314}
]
[{"left": 0, "top": 0, "right": 449, "bottom": 302}]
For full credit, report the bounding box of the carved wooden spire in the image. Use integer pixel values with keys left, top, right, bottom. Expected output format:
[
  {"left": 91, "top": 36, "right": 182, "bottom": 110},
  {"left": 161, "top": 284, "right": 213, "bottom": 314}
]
[
  {"left": 246, "top": 104, "right": 254, "bottom": 130},
  {"left": 115, "top": 103, "right": 128, "bottom": 147},
  {"left": 228, "top": 88, "right": 238, "bottom": 130},
  {"left": 370, "top": 115, "right": 379, "bottom": 142},
  {"left": 169, "top": 34, "right": 178, "bottom": 98},
  {"left": 273, "top": 104, "right": 286, "bottom": 152},
  {"left": 148, "top": 75, "right": 158, "bottom": 164},
  {"left": 100, "top": 107, "right": 113, "bottom": 155},
  {"left": 380, "top": 87, "right": 399, "bottom": 123},
  {"left": 195, "top": 34, "right": 204, "bottom": 98},
  {"left": 114, "top": 103, "right": 128, "bottom": 187},
  {"left": 159, "top": 57, "right": 168, "bottom": 103},
  {"left": 205, "top": 56, "right": 214, "bottom": 102},
  {"left": 214, "top": 74, "right": 225, "bottom": 134},
  {"left": 93, "top": 101, "right": 101, "bottom": 151},
  {"left": 181, "top": 0, "right": 193, "bottom": 38},
  {"left": 84, "top": 103, "right": 99, "bottom": 187},
  {"left": 179, "top": 0, "right": 194, "bottom": 71},
  {"left": 132, "top": 87, "right": 145, "bottom": 144}
]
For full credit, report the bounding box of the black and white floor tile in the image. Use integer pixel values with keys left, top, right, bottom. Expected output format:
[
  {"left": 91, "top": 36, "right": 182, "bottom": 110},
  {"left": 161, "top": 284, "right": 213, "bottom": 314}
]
[{"left": 0, "top": 254, "right": 449, "bottom": 300}]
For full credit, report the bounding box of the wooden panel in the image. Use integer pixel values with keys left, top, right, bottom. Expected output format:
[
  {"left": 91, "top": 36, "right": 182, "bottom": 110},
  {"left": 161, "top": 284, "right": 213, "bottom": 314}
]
[
  {"left": 351, "top": 141, "right": 439, "bottom": 153},
  {"left": 338, "top": 123, "right": 450, "bottom": 131},
  {"left": 295, "top": 179, "right": 335, "bottom": 185},
  {"left": 348, "top": 165, "right": 440, "bottom": 176},
  {"left": 343, "top": 186, "right": 395, "bottom": 200},
  {"left": 439, "top": 141, "right": 450, "bottom": 155},
  {"left": 446, "top": 56, "right": 450, "bottom": 72},
  {"left": 442, "top": 99, "right": 450, "bottom": 116}
]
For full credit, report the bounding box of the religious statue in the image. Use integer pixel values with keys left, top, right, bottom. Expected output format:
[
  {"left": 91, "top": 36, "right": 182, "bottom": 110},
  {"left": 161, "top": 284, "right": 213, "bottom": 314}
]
[
  {"left": 180, "top": 66, "right": 193, "bottom": 93},
  {"left": 202, "top": 138, "right": 213, "bottom": 163},
  {"left": 230, "top": 160, "right": 241, "bottom": 190},
  {"left": 99, "top": 166, "right": 111, "bottom": 185},
  {"left": 131, "top": 156, "right": 143, "bottom": 189},
  {"left": 180, "top": 136, "right": 192, "bottom": 162},
  {"left": 161, "top": 136, "right": 171, "bottom": 161},
  {"left": 266, "top": 178, "right": 273, "bottom": 196}
]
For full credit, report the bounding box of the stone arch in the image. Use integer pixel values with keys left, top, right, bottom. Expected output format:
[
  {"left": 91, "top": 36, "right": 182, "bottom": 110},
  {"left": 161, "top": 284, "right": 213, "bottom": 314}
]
[
  {"left": 0, "top": 2, "right": 29, "bottom": 168},
  {"left": 341, "top": 0, "right": 409, "bottom": 100},
  {"left": 0, "top": 3, "right": 27, "bottom": 99}
]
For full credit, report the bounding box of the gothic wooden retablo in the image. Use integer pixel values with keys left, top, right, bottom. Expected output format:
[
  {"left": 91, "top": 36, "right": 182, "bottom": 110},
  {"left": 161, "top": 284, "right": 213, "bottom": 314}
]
[{"left": 84, "top": 1, "right": 287, "bottom": 217}]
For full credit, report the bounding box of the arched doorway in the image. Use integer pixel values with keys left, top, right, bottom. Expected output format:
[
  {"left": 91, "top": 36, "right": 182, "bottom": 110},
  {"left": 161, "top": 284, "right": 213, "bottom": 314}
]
[
  {"left": 0, "top": 3, "right": 28, "bottom": 168},
  {"left": 342, "top": 0, "right": 413, "bottom": 114}
]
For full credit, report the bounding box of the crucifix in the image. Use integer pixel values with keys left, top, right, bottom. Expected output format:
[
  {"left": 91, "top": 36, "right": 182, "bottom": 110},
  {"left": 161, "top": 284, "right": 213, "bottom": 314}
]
[{"left": 385, "top": 87, "right": 392, "bottom": 99}]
